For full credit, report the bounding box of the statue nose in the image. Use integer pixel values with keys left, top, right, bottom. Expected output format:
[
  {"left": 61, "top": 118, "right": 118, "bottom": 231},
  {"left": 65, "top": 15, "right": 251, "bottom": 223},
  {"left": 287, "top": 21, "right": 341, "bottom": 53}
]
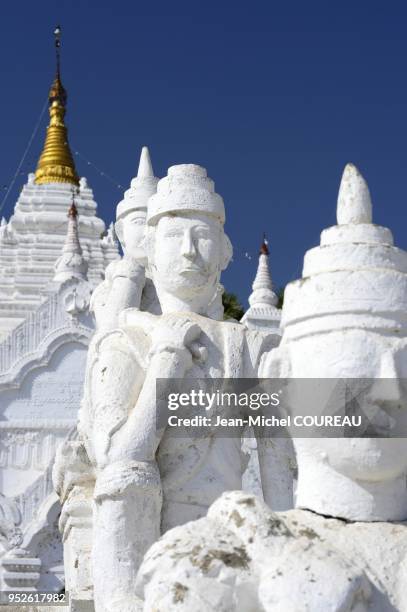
[
  {"left": 181, "top": 230, "right": 196, "bottom": 260},
  {"left": 369, "top": 353, "right": 404, "bottom": 405}
]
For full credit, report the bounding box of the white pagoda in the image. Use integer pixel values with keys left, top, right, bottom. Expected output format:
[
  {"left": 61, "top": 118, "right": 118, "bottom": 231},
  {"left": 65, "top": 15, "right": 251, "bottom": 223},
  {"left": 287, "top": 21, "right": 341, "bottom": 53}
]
[
  {"left": 0, "top": 63, "right": 118, "bottom": 340},
  {"left": 241, "top": 235, "right": 281, "bottom": 333},
  {"left": 0, "top": 31, "right": 118, "bottom": 594}
]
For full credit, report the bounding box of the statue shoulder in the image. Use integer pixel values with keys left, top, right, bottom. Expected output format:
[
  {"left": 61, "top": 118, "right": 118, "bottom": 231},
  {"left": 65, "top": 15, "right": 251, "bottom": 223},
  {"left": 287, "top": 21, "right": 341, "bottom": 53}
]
[
  {"left": 101, "top": 257, "right": 145, "bottom": 284},
  {"left": 89, "top": 260, "right": 120, "bottom": 312},
  {"left": 243, "top": 328, "right": 281, "bottom": 375},
  {"left": 111, "top": 256, "right": 145, "bottom": 281}
]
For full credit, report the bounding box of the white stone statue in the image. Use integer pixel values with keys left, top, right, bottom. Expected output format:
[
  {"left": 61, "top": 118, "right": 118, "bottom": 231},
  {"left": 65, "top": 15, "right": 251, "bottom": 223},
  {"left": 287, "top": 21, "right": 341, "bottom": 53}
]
[
  {"left": 72, "top": 163, "right": 284, "bottom": 611},
  {"left": 90, "top": 145, "right": 160, "bottom": 331},
  {"left": 134, "top": 163, "right": 407, "bottom": 611},
  {"left": 52, "top": 146, "right": 160, "bottom": 607}
]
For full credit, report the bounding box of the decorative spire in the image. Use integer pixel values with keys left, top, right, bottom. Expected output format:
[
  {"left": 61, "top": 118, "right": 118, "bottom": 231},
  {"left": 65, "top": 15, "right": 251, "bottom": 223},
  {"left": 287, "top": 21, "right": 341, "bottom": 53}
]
[
  {"left": 241, "top": 235, "right": 281, "bottom": 332},
  {"left": 54, "top": 194, "right": 88, "bottom": 282},
  {"left": 259, "top": 233, "right": 269, "bottom": 256},
  {"left": 249, "top": 236, "right": 277, "bottom": 307},
  {"left": 0, "top": 218, "right": 7, "bottom": 242},
  {"left": 0, "top": 217, "right": 15, "bottom": 244},
  {"left": 137, "top": 146, "right": 154, "bottom": 178},
  {"left": 35, "top": 26, "right": 79, "bottom": 186},
  {"left": 337, "top": 163, "right": 372, "bottom": 225}
]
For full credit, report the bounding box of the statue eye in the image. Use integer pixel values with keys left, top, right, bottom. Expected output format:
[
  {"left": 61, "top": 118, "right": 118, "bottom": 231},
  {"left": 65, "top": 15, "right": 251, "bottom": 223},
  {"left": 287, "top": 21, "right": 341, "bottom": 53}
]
[
  {"left": 194, "top": 228, "right": 210, "bottom": 239},
  {"left": 164, "top": 230, "right": 182, "bottom": 238}
]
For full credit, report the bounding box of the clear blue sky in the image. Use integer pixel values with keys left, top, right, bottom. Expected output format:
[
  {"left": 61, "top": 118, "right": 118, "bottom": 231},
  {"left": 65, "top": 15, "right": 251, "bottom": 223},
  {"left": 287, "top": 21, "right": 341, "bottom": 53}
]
[{"left": 1, "top": 0, "right": 407, "bottom": 306}]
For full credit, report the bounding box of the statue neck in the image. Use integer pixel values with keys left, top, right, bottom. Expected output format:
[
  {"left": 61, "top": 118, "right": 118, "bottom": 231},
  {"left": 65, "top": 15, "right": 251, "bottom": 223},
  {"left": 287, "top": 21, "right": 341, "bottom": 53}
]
[
  {"left": 296, "top": 457, "right": 407, "bottom": 521},
  {"left": 156, "top": 286, "right": 223, "bottom": 319}
]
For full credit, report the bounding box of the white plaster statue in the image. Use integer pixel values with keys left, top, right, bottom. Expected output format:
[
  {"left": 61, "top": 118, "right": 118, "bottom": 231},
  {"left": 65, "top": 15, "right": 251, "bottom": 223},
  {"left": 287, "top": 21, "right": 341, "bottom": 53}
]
[
  {"left": 90, "top": 145, "right": 160, "bottom": 331},
  {"left": 53, "top": 434, "right": 95, "bottom": 604},
  {"left": 134, "top": 164, "right": 407, "bottom": 611},
  {"left": 74, "top": 163, "right": 285, "bottom": 612},
  {"left": 52, "top": 146, "right": 160, "bottom": 607}
]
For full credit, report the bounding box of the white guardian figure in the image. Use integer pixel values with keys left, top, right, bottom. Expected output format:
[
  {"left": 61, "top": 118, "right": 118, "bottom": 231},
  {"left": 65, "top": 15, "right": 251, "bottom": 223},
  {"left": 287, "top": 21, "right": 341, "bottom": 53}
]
[
  {"left": 135, "top": 164, "right": 407, "bottom": 612},
  {"left": 90, "top": 145, "right": 160, "bottom": 330},
  {"left": 77, "top": 164, "right": 280, "bottom": 611},
  {"left": 53, "top": 146, "right": 160, "bottom": 606}
]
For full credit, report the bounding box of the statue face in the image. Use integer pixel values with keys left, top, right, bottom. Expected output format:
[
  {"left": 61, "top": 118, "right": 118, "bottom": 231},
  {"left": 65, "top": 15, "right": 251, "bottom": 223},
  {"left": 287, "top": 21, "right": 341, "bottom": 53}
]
[
  {"left": 151, "top": 212, "right": 224, "bottom": 303},
  {"left": 282, "top": 330, "right": 407, "bottom": 481},
  {"left": 287, "top": 330, "right": 407, "bottom": 378},
  {"left": 117, "top": 210, "right": 147, "bottom": 261}
]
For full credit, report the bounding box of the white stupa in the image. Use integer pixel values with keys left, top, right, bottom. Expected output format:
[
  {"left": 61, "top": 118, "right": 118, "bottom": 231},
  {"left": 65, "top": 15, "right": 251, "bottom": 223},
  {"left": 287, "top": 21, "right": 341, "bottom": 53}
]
[
  {"left": 241, "top": 235, "right": 281, "bottom": 333},
  {"left": 0, "top": 29, "right": 118, "bottom": 594},
  {"left": 0, "top": 58, "right": 118, "bottom": 341}
]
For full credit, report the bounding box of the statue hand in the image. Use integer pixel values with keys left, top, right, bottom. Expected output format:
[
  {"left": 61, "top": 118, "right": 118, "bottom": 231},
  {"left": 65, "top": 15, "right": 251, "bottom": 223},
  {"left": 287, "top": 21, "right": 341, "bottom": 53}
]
[
  {"left": 148, "top": 314, "right": 202, "bottom": 374},
  {"left": 105, "top": 316, "right": 202, "bottom": 463}
]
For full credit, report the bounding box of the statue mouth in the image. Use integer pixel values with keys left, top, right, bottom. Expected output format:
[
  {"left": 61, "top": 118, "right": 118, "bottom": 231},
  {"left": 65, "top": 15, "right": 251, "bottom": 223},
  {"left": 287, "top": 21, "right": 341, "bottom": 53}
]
[{"left": 180, "top": 266, "right": 205, "bottom": 274}]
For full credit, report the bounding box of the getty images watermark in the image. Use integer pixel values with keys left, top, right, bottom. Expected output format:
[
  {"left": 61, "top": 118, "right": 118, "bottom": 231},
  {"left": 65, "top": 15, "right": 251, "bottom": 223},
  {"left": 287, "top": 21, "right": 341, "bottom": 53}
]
[{"left": 156, "top": 378, "right": 407, "bottom": 438}]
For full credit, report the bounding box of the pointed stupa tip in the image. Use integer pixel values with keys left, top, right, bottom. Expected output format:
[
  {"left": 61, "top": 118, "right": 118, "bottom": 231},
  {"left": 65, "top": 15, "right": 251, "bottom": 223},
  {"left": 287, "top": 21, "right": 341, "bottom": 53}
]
[
  {"left": 260, "top": 234, "right": 269, "bottom": 256},
  {"left": 137, "top": 146, "right": 154, "bottom": 178},
  {"left": 68, "top": 201, "right": 78, "bottom": 218},
  {"left": 337, "top": 163, "right": 372, "bottom": 225}
]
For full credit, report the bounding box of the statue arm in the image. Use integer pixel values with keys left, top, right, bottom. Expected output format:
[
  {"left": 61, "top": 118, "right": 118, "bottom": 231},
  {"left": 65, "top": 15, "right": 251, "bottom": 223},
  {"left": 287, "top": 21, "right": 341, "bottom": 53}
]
[
  {"left": 91, "top": 258, "right": 146, "bottom": 331},
  {"left": 104, "top": 274, "right": 144, "bottom": 320},
  {"left": 90, "top": 315, "right": 202, "bottom": 607},
  {"left": 253, "top": 339, "right": 296, "bottom": 511},
  {"left": 108, "top": 331, "right": 200, "bottom": 463},
  {"left": 82, "top": 315, "right": 195, "bottom": 468},
  {"left": 256, "top": 437, "right": 295, "bottom": 511}
]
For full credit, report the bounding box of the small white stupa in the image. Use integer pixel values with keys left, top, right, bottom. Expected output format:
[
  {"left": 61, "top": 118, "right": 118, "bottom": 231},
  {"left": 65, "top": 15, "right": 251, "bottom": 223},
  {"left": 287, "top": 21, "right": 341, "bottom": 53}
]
[
  {"left": 241, "top": 235, "right": 281, "bottom": 333},
  {"left": 54, "top": 200, "right": 88, "bottom": 283}
]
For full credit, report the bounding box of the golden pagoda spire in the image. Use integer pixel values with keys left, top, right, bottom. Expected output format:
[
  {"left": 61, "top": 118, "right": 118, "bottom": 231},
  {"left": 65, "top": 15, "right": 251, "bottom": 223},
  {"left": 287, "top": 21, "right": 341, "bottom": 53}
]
[{"left": 35, "top": 26, "right": 79, "bottom": 186}]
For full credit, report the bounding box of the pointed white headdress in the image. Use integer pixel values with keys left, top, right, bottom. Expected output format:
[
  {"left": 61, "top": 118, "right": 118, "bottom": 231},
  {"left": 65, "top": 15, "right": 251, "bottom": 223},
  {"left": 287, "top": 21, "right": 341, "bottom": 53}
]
[
  {"left": 282, "top": 163, "right": 407, "bottom": 339},
  {"left": 116, "top": 146, "right": 159, "bottom": 220}
]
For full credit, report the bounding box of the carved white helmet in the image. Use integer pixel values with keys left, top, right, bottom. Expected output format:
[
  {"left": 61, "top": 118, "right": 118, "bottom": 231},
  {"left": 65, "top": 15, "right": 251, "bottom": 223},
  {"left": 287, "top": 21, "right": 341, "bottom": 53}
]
[
  {"left": 282, "top": 163, "right": 407, "bottom": 339},
  {"left": 116, "top": 146, "right": 159, "bottom": 221},
  {"left": 147, "top": 164, "right": 225, "bottom": 226}
]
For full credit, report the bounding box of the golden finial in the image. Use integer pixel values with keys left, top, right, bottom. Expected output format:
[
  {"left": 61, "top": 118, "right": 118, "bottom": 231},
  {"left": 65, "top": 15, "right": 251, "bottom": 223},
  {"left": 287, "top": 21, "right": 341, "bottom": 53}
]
[{"left": 34, "top": 26, "right": 79, "bottom": 186}]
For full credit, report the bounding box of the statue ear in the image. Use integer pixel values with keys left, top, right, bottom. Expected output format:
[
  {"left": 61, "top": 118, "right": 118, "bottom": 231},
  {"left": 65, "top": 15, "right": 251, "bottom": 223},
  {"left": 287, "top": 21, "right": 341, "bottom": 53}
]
[
  {"left": 221, "top": 233, "right": 233, "bottom": 271},
  {"left": 143, "top": 226, "right": 155, "bottom": 266},
  {"left": 259, "top": 345, "right": 292, "bottom": 378}
]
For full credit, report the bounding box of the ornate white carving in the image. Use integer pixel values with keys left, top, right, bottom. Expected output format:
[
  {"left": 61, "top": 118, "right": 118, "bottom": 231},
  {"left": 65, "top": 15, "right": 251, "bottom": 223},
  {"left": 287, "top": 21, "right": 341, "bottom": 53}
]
[
  {"left": 0, "top": 213, "right": 95, "bottom": 595},
  {"left": 0, "top": 174, "right": 119, "bottom": 341},
  {"left": 0, "top": 280, "right": 92, "bottom": 389}
]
